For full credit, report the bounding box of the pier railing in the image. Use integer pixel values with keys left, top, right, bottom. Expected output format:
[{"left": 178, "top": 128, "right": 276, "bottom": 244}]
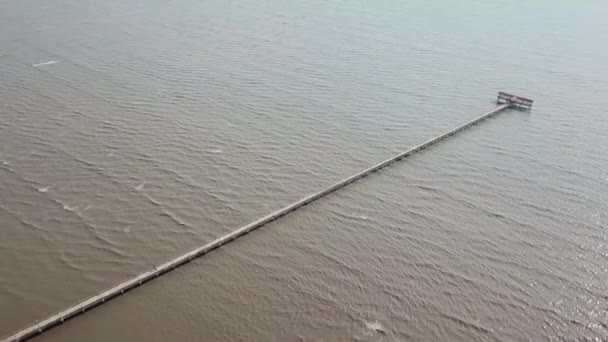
[{"left": 497, "top": 91, "right": 533, "bottom": 110}]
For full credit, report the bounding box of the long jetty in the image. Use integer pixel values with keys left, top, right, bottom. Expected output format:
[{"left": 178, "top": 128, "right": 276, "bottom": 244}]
[{"left": 3, "top": 94, "right": 528, "bottom": 342}]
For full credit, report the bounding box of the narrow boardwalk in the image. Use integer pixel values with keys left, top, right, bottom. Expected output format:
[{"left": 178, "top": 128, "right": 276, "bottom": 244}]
[{"left": 3, "top": 101, "right": 517, "bottom": 342}]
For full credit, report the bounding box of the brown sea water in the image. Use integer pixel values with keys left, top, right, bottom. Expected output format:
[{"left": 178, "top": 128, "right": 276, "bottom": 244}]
[{"left": 1, "top": 0, "right": 607, "bottom": 340}]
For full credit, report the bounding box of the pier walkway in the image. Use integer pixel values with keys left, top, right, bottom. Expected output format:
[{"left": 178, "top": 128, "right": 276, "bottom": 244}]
[{"left": 3, "top": 95, "right": 526, "bottom": 341}]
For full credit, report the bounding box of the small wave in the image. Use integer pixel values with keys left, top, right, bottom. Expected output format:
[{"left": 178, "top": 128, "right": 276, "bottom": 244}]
[
  {"left": 364, "top": 320, "right": 386, "bottom": 335},
  {"left": 32, "top": 60, "right": 60, "bottom": 67},
  {"left": 210, "top": 148, "right": 223, "bottom": 154},
  {"left": 135, "top": 182, "right": 145, "bottom": 191},
  {"left": 440, "top": 314, "right": 492, "bottom": 334},
  {"left": 63, "top": 204, "right": 92, "bottom": 215},
  {"left": 1, "top": 160, "right": 9, "bottom": 166},
  {"left": 38, "top": 186, "right": 52, "bottom": 193},
  {"left": 359, "top": 215, "right": 370, "bottom": 221},
  {"left": 63, "top": 204, "right": 77, "bottom": 212}
]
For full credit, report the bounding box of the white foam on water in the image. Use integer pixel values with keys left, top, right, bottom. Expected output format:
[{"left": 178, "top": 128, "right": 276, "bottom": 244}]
[
  {"left": 210, "top": 149, "right": 223, "bottom": 154},
  {"left": 38, "top": 186, "right": 51, "bottom": 193},
  {"left": 135, "top": 182, "right": 145, "bottom": 190},
  {"left": 359, "top": 215, "right": 370, "bottom": 221},
  {"left": 32, "top": 60, "right": 60, "bottom": 67},
  {"left": 364, "top": 320, "right": 386, "bottom": 335},
  {"left": 1, "top": 160, "right": 9, "bottom": 166},
  {"left": 63, "top": 204, "right": 77, "bottom": 212}
]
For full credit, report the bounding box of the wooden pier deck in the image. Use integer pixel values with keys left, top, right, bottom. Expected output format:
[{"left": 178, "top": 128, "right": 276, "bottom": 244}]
[{"left": 2, "top": 100, "right": 518, "bottom": 342}]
